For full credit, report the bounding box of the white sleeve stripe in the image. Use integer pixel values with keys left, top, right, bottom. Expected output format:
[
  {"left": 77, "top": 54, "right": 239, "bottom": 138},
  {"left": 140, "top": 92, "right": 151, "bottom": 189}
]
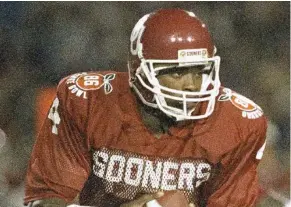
[
  {"left": 146, "top": 199, "right": 163, "bottom": 207},
  {"left": 256, "top": 141, "right": 266, "bottom": 160}
]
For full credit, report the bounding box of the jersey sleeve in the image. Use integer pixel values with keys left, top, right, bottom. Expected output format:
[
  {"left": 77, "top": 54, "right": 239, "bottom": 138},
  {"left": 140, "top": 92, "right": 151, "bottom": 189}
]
[
  {"left": 24, "top": 77, "right": 91, "bottom": 204},
  {"left": 204, "top": 116, "right": 268, "bottom": 207}
]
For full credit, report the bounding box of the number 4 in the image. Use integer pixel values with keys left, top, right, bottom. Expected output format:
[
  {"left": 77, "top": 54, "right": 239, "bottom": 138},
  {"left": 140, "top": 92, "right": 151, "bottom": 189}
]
[{"left": 48, "top": 97, "right": 61, "bottom": 135}]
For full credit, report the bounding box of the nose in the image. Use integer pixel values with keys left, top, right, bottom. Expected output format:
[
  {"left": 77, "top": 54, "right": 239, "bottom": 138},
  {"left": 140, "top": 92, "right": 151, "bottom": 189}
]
[{"left": 182, "top": 73, "right": 200, "bottom": 92}]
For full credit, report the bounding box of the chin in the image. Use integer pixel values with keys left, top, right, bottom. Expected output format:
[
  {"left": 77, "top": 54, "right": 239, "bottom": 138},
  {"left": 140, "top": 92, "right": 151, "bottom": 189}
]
[{"left": 168, "top": 102, "right": 197, "bottom": 110}]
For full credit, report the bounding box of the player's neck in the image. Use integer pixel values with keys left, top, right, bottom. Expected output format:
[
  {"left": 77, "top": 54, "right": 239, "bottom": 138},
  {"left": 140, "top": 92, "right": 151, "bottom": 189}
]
[{"left": 136, "top": 102, "right": 175, "bottom": 139}]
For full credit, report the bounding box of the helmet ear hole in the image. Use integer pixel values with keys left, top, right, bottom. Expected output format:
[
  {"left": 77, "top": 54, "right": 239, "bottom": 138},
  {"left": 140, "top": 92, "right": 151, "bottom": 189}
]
[
  {"left": 134, "top": 75, "right": 155, "bottom": 102},
  {"left": 128, "top": 57, "right": 141, "bottom": 76},
  {"left": 209, "top": 63, "right": 216, "bottom": 81},
  {"left": 212, "top": 70, "right": 216, "bottom": 81}
]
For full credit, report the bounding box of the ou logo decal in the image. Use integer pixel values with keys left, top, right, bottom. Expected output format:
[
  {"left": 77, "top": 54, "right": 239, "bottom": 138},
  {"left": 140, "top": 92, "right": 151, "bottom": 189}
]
[
  {"left": 76, "top": 74, "right": 104, "bottom": 90},
  {"left": 218, "top": 88, "right": 263, "bottom": 119},
  {"left": 230, "top": 94, "right": 257, "bottom": 112},
  {"left": 66, "top": 72, "right": 116, "bottom": 99},
  {"left": 76, "top": 73, "right": 116, "bottom": 94}
]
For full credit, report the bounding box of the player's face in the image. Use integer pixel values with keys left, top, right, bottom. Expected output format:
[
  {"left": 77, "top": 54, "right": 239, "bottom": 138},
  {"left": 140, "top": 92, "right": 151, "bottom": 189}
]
[{"left": 156, "top": 64, "right": 204, "bottom": 110}]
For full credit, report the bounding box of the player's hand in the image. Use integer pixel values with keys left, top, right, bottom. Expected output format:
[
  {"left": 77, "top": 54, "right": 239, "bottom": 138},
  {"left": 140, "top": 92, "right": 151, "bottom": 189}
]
[{"left": 120, "top": 191, "right": 164, "bottom": 207}]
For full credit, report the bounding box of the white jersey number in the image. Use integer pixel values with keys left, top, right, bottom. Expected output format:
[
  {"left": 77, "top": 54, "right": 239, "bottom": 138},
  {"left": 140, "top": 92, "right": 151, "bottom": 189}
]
[
  {"left": 48, "top": 97, "right": 61, "bottom": 135},
  {"left": 84, "top": 75, "right": 100, "bottom": 86}
]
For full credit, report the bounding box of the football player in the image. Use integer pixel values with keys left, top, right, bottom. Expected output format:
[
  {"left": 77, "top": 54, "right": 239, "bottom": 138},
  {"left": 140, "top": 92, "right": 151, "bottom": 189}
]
[{"left": 24, "top": 8, "right": 267, "bottom": 207}]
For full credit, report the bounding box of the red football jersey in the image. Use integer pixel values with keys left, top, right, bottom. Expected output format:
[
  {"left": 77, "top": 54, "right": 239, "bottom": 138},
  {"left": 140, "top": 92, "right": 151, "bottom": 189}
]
[{"left": 24, "top": 71, "right": 267, "bottom": 207}]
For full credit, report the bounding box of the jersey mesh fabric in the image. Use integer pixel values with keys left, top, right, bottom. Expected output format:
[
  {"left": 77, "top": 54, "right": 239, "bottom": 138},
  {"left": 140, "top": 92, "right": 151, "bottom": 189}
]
[{"left": 79, "top": 147, "right": 216, "bottom": 206}]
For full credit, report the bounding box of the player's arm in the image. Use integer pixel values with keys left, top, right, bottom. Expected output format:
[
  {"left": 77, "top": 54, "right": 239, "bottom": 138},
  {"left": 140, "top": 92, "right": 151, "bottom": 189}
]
[
  {"left": 27, "top": 192, "right": 165, "bottom": 207},
  {"left": 27, "top": 194, "right": 80, "bottom": 207},
  {"left": 204, "top": 116, "right": 268, "bottom": 207},
  {"left": 27, "top": 198, "right": 67, "bottom": 207},
  {"left": 24, "top": 78, "right": 91, "bottom": 205}
]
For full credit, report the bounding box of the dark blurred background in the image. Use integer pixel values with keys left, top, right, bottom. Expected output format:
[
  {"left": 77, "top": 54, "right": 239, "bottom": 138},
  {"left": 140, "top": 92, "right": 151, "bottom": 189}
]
[{"left": 0, "top": 2, "right": 289, "bottom": 206}]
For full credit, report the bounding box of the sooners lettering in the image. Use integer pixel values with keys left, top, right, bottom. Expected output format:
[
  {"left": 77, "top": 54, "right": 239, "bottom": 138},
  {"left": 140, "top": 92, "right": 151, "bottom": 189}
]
[{"left": 93, "top": 148, "right": 211, "bottom": 192}]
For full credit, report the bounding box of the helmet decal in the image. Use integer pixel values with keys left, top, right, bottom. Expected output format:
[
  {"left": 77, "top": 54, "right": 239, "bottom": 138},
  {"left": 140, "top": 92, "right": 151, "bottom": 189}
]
[{"left": 178, "top": 49, "right": 208, "bottom": 62}]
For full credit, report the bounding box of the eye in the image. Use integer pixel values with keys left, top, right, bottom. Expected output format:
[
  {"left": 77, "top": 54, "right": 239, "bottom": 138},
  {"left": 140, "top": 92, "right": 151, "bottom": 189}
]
[
  {"left": 198, "top": 69, "right": 211, "bottom": 75},
  {"left": 196, "top": 71, "right": 204, "bottom": 77},
  {"left": 171, "top": 72, "right": 184, "bottom": 78}
]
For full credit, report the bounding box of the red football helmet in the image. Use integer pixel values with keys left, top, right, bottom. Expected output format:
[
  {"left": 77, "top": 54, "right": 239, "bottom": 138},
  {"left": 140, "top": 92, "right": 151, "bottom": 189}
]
[{"left": 128, "top": 8, "right": 221, "bottom": 120}]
